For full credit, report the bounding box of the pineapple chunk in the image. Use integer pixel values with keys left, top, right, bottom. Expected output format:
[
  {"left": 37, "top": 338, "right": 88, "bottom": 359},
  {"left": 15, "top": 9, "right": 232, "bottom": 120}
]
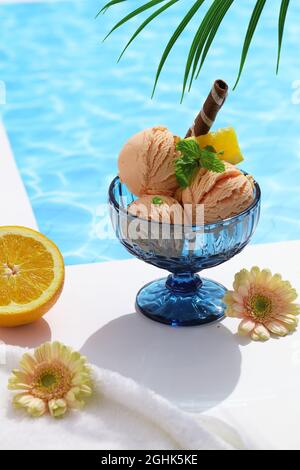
[{"left": 194, "top": 127, "right": 244, "bottom": 165}]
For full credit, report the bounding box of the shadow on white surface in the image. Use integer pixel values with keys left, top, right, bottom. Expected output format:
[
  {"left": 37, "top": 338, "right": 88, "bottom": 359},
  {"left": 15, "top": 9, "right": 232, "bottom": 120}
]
[
  {"left": 0, "top": 319, "right": 51, "bottom": 348},
  {"left": 81, "top": 313, "right": 242, "bottom": 412}
]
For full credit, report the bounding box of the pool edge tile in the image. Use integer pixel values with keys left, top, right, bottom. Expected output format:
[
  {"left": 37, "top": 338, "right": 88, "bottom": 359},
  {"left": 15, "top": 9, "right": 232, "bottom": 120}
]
[{"left": 0, "top": 121, "right": 38, "bottom": 229}]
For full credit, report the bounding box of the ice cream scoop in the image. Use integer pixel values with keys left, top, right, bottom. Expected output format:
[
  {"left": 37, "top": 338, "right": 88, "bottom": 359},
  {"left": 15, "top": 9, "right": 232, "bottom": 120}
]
[
  {"left": 126, "top": 195, "right": 185, "bottom": 257},
  {"left": 180, "top": 162, "right": 255, "bottom": 224},
  {"left": 118, "top": 126, "right": 179, "bottom": 197},
  {"left": 128, "top": 195, "right": 184, "bottom": 224}
]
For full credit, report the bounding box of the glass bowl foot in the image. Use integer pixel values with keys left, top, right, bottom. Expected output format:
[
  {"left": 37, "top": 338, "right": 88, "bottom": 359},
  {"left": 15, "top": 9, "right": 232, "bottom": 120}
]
[{"left": 136, "top": 277, "right": 227, "bottom": 327}]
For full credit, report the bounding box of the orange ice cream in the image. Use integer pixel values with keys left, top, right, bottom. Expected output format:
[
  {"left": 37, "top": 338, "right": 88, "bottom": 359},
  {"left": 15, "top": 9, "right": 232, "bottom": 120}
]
[
  {"left": 128, "top": 195, "right": 184, "bottom": 224},
  {"left": 118, "top": 126, "right": 179, "bottom": 197},
  {"left": 181, "top": 162, "right": 254, "bottom": 224}
]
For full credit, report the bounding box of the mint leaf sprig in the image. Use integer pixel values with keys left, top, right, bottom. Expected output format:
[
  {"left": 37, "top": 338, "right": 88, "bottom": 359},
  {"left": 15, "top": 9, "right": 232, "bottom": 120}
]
[
  {"left": 175, "top": 139, "right": 225, "bottom": 188},
  {"left": 152, "top": 196, "right": 164, "bottom": 205}
]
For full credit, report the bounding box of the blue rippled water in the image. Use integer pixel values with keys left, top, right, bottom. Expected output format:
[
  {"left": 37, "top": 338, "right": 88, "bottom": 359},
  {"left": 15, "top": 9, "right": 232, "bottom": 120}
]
[{"left": 0, "top": 0, "right": 300, "bottom": 265}]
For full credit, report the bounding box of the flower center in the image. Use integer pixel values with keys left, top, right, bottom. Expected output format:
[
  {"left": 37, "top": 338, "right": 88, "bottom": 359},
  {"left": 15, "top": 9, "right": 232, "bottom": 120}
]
[
  {"left": 41, "top": 373, "right": 57, "bottom": 388},
  {"left": 250, "top": 294, "right": 272, "bottom": 320},
  {"left": 31, "top": 361, "right": 72, "bottom": 401}
]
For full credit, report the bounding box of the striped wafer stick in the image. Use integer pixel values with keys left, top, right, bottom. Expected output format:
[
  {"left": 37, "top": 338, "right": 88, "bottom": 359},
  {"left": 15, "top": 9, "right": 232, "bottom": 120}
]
[{"left": 185, "top": 79, "right": 229, "bottom": 138}]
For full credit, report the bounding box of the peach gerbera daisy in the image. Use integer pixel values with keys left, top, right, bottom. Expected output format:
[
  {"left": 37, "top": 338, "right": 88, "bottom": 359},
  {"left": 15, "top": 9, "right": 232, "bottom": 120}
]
[
  {"left": 8, "top": 342, "right": 93, "bottom": 418},
  {"left": 224, "top": 267, "right": 300, "bottom": 341}
]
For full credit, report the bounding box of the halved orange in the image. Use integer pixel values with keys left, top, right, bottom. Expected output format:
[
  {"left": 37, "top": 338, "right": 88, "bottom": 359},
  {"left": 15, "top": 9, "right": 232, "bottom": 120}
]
[{"left": 0, "top": 226, "right": 65, "bottom": 327}]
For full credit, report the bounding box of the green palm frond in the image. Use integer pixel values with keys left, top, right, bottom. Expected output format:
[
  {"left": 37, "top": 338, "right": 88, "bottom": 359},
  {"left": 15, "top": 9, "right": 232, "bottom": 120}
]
[
  {"left": 103, "top": 0, "right": 167, "bottom": 41},
  {"left": 99, "top": 0, "right": 292, "bottom": 98},
  {"left": 277, "top": 0, "right": 290, "bottom": 73},
  {"left": 181, "top": 0, "right": 234, "bottom": 100},
  {"left": 152, "top": 0, "right": 206, "bottom": 97},
  {"left": 97, "top": 0, "right": 127, "bottom": 17},
  {"left": 181, "top": 0, "right": 222, "bottom": 99},
  {"left": 233, "top": 0, "right": 267, "bottom": 89},
  {"left": 118, "top": 0, "right": 179, "bottom": 62},
  {"left": 195, "top": 0, "right": 235, "bottom": 78}
]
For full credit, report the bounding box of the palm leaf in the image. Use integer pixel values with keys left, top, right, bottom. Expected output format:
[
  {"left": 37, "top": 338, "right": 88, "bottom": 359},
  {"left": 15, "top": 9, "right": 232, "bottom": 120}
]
[
  {"left": 97, "top": 0, "right": 127, "bottom": 17},
  {"left": 152, "top": 0, "right": 207, "bottom": 98},
  {"left": 195, "top": 0, "right": 235, "bottom": 78},
  {"left": 187, "top": 0, "right": 226, "bottom": 95},
  {"left": 277, "top": 0, "right": 290, "bottom": 73},
  {"left": 103, "top": 0, "right": 167, "bottom": 41},
  {"left": 100, "top": 0, "right": 293, "bottom": 97},
  {"left": 233, "top": 0, "right": 267, "bottom": 89},
  {"left": 181, "top": 0, "right": 222, "bottom": 100},
  {"left": 118, "top": 0, "right": 179, "bottom": 62}
]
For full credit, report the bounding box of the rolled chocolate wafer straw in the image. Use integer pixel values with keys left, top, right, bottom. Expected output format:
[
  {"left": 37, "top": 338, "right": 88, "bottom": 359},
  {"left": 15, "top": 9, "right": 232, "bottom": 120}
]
[{"left": 185, "top": 79, "right": 228, "bottom": 138}]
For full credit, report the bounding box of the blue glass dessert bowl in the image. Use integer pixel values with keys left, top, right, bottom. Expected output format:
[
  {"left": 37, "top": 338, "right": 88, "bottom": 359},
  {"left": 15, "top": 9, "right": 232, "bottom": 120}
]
[{"left": 109, "top": 176, "right": 261, "bottom": 327}]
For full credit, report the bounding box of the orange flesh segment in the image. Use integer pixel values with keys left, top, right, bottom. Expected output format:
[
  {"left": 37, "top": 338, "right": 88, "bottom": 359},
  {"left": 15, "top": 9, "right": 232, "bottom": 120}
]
[{"left": 0, "top": 235, "right": 54, "bottom": 306}]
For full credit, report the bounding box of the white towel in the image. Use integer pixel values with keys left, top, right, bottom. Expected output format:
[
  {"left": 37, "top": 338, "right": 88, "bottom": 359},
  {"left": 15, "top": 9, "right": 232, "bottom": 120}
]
[{"left": 0, "top": 346, "right": 243, "bottom": 450}]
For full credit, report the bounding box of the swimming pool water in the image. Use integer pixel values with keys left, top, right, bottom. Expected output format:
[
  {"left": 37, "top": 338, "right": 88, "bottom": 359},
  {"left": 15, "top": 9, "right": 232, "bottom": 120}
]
[{"left": 0, "top": 0, "right": 300, "bottom": 265}]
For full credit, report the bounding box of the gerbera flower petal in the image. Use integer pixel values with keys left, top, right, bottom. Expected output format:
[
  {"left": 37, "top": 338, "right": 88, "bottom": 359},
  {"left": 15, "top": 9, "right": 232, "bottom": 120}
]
[
  {"left": 65, "top": 387, "right": 85, "bottom": 409},
  {"left": 9, "top": 369, "right": 32, "bottom": 384},
  {"left": 8, "top": 370, "right": 32, "bottom": 391},
  {"left": 48, "top": 398, "right": 67, "bottom": 418},
  {"left": 19, "top": 353, "right": 37, "bottom": 374},
  {"left": 8, "top": 382, "right": 31, "bottom": 391},
  {"left": 13, "top": 394, "right": 46, "bottom": 417},
  {"left": 68, "top": 357, "right": 88, "bottom": 374},
  {"left": 71, "top": 371, "right": 92, "bottom": 386},
  {"left": 232, "top": 291, "right": 243, "bottom": 303},
  {"left": 223, "top": 291, "right": 234, "bottom": 306},
  {"left": 238, "top": 319, "right": 256, "bottom": 336},
  {"left": 283, "top": 289, "right": 298, "bottom": 302},
  {"left": 80, "top": 384, "right": 93, "bottom": 396},
  {"left": 274, "top": 316, "right": 298, "bottom": 333},
  {"left": 52, "top": 341, "right": 63, "bottom": 358},
  {"left": 233, "top": 303, "right": 245, "bottom": 313},
  {"left": 277, "top": 314, "right": 299, "bottom": 327},
  {"left": 224, "top": 295, "right": 244, "bottom": 318},
  {"left": 224, "top": 305, "right": 237, "bottom": 318},
  {"left": 34, "top": 342, "right": 52, "bottom": 363},
  {"left": 252, "top": 324, "right": 270, "bottom": 342},
  {"left": 238, "top": 285, "right": 250, "bottom": 297},
  {"left": 259, "top": 269, "right": 272, "bottom": 285},
  {"left": 266, "top": 320, "right": 289, "bottom": 337},
  {"left": 251, "top": 331, "right": 260, "bottom": 341},
  {"left": 287, "top": 304, "right": 300, "bottom": 315},
  {"left": 27, "top": 398, "right": 47, "bottom": 417},
  {"left": 250, "top": 266, "right": 261, "bottom": 283},
  {"left": 13, "top": 393, "right": 33, "bottom": 409},
  {"left": 233, "top": 268, "right": 250, "bottom": 290}
]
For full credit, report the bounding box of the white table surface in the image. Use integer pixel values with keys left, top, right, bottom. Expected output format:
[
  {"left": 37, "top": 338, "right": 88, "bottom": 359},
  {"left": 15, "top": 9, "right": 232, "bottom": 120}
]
[{"left": 1, "top": 122, "right": 300, "bottom": 450}]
